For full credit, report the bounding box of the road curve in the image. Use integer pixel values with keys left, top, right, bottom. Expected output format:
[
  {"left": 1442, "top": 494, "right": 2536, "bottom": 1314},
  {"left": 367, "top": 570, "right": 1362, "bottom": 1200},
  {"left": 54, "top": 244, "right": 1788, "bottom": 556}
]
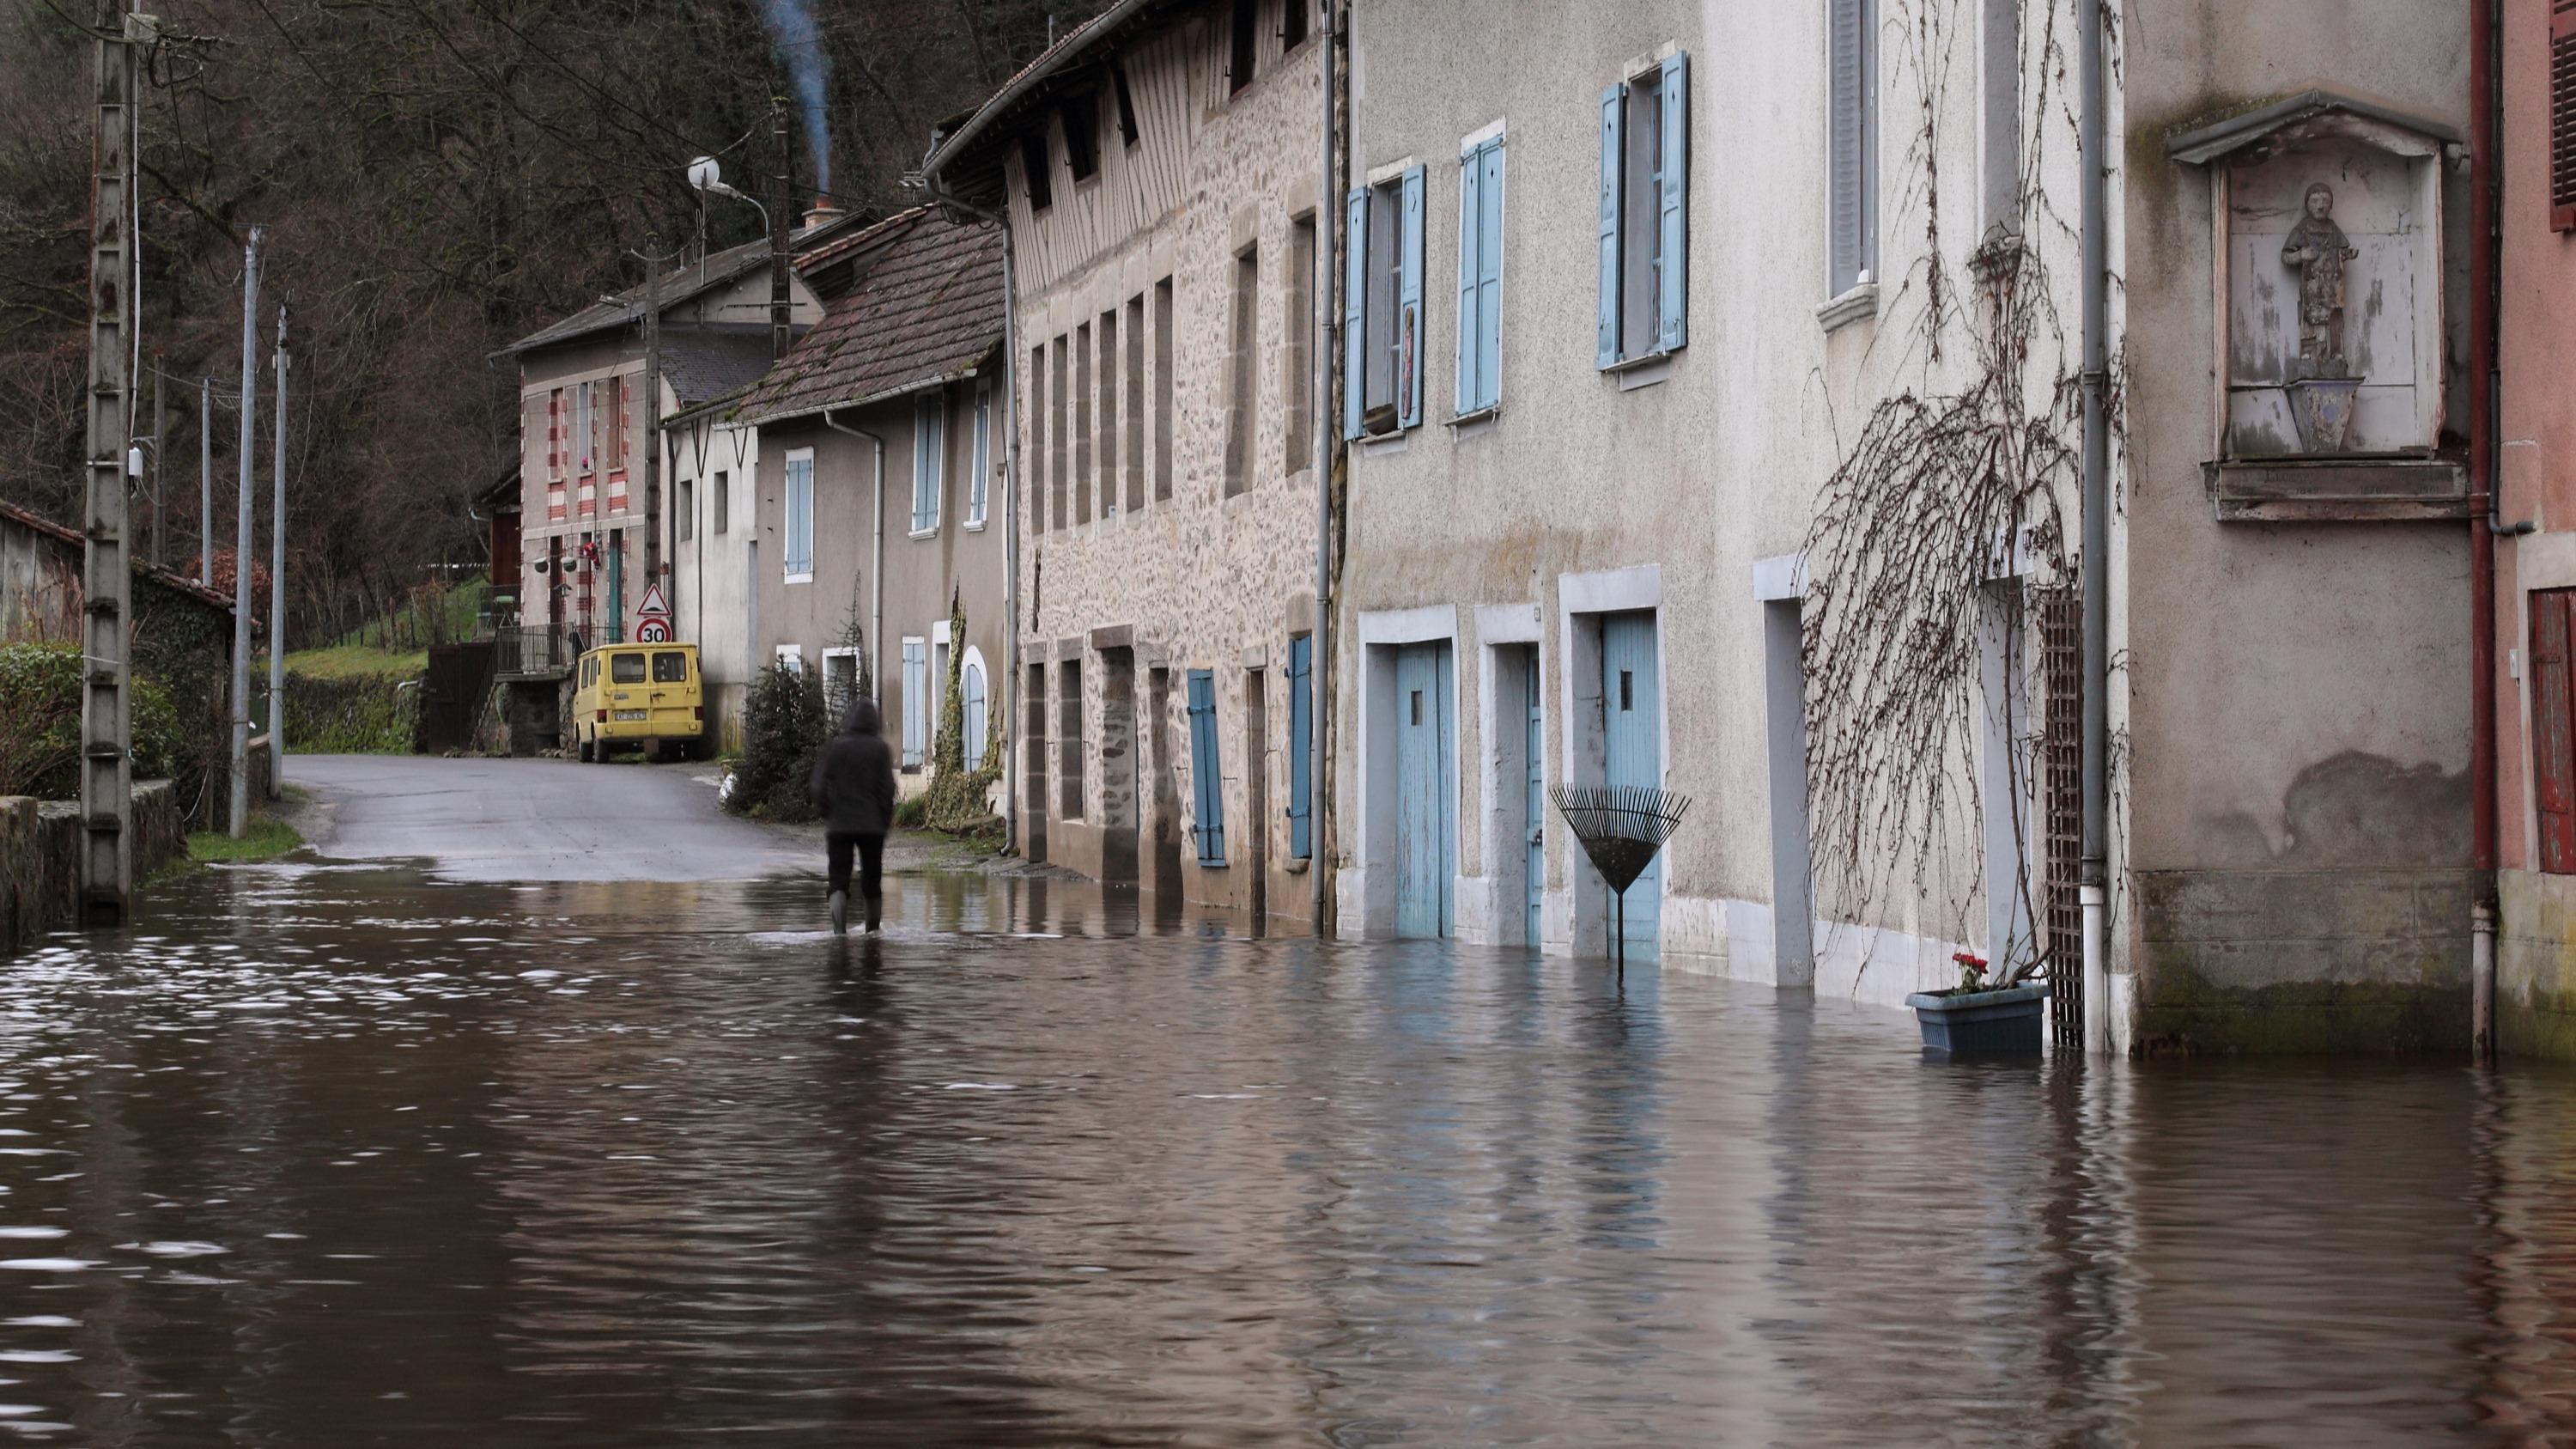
[{"left": 284, "top": 754, "right": 808, "bottom": 882}]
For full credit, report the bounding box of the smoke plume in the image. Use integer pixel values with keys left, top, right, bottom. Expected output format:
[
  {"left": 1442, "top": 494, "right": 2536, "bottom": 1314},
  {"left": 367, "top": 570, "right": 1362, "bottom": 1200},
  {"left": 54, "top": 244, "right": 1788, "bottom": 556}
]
[{"left": 755, "top": 0, "right": 835, "bottom": 193}]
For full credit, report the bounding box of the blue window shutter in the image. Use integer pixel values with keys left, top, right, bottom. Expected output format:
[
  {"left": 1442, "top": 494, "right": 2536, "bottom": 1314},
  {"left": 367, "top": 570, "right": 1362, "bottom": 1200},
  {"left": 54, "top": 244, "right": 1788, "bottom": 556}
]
[
  {"left": 1398, "top": 164, "right": 1425, "bottom": 430},
  {"left": 1455, "top": 146, "right": 1482, "bottom": 418},
  {"left": 1598, "top": 83, "right": 1625, "bottom": 368},
  {"left": 1657, "top": 53, "right": 1689, "bottom": 353},
  {"left": 1476, "top": 141, "right": 1504, "bottom": 411},
  {"left": 1187, "top": 670, "right": 1226, "bottom": 864},
  {"left": 1343, "top": 187, "right": 1369, "bottom": 440},
  {"left": 1286, "top": 636, "right": 1312, "bottom": 859}
]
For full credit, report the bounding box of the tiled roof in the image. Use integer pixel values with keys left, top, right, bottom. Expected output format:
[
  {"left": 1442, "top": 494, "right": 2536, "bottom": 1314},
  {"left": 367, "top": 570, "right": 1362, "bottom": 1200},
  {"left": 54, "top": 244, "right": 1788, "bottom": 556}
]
[
  {"left": 660, "top": 329, "right": 780, "bottom": 407},
  {"left": 500, "top": 210, "right": 870, "bottom": 358},
  {"left": 923, "top": 0, "right": 1167, "bottom": 188},
  {"left": 0, "top": 497, "right": 236, "bottom": 612},
  {"left": 729, "top": 208, "right": 1004, "bottom": 424}
]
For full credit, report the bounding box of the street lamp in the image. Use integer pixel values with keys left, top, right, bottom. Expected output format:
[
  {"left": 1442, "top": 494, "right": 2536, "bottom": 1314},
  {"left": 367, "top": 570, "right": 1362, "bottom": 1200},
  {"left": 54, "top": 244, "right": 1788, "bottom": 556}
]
[{"left": 687, "top": 155, "right": 769, "bottom": 235}]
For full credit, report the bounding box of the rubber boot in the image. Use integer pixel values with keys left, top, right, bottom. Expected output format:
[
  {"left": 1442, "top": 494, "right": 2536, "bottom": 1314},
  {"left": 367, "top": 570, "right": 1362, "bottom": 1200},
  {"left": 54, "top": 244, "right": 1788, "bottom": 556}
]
[
  {"left": 829, "top": 891, "right": 849, "bottom": 936},
  {"left": 863, "top": 893, "right": 882, "bottom": 934}
]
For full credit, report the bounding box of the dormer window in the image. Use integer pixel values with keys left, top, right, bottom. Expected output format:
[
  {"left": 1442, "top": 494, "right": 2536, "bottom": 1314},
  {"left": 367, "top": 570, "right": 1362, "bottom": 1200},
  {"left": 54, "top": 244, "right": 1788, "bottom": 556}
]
[
  {"left": 1020, "top": 131, "right": 1053, "bottom": 210},
  {"left": 1113, "top": 64, "right": 1140, "bottom": 149},
  {"left": 1061, "top": 92, "right": 1101, "bottom": 181}
]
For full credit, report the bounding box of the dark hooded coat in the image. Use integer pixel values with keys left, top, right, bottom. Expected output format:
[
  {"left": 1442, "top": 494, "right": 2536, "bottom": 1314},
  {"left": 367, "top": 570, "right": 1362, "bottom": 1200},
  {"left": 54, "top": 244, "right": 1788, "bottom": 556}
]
[{"left": 810, "top": 697, "right": 899, "bottom": 836}]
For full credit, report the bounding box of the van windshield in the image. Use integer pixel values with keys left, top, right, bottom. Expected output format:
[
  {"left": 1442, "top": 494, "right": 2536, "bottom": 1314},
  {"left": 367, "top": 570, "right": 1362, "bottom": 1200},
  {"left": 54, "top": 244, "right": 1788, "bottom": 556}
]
[
  {"left": 653, "top": 652, "right": 690, "bottom": 683},
  {"left": 611, "top": 654, "right": 647, "bottom": 684}
]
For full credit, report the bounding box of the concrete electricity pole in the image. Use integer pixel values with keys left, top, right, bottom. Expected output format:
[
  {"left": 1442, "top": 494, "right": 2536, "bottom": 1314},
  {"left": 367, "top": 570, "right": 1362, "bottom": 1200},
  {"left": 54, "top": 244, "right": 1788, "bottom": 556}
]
[
  {"left": 149, "top": 365, "right": 163, "bottom": 569},
  {"left": 228, "top": 228, "right": 261, "bottom": 840},
  {"left": 197, "top": 376, "right": 210, "bottom": 586},
  {"left": 78, "top": 0, "right": 140, "bottom": 924},
  {"left": 268, "top": 301, "right": 288, "bottom": 799},
  {"left": 642, "top": 254, "right": 662, "bottom": 602}
]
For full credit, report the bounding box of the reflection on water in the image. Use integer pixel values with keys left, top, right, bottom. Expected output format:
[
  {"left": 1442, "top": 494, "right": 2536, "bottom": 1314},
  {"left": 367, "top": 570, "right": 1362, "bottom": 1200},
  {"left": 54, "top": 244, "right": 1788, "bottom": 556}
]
[{"left": 0, "top": 863, "right": 2568, "bottom": 1443}]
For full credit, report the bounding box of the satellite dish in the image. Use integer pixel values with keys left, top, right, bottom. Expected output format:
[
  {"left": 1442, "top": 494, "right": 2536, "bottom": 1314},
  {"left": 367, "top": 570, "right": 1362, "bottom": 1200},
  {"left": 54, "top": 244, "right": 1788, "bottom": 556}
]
[{"left": 686, "top": 156, "right": 720, "bottom": 192}]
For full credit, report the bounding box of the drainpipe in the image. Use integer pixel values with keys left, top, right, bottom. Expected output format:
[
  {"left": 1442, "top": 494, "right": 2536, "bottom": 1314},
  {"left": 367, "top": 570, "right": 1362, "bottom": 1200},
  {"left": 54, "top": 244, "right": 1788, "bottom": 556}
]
[
  {"left": 913, "top": 172, "right": 1021, "bottom": 849},
  {"left": 2077, "top": 0, "right": 2111, "bottom": 1053},
  {"left": 822, "top": 408, "right": 885, "bottom": 705},
  {"left": 1313, "top": 0, "right": 1340, "bottom": 928},
  {"left": 2471, "top": 0, "right": 2501, "bottom": 1062}
]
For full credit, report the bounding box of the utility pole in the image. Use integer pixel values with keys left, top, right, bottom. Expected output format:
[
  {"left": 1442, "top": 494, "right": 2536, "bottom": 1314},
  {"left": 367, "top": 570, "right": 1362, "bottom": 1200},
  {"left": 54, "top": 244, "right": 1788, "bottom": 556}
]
[
  {"left": 267, "top": 301, "right": 288, "bottom": 800},
  {"left": 197, "top": 377, "right": 210, "bottom": 586},
  {"left": 79, "top": 0, "right": 140, "bottom": 925},
  {"left": 228, "top": 228, "right": 260, "bottom": 839},
  {"left": 642, "top": 253, "right": 663, "bottom": 606},
  {"left": 149, "top": 365, "right": 163, "bottom": 569},
  {"left": 770, "top": 99, "right": 792, "bottom": 359}
]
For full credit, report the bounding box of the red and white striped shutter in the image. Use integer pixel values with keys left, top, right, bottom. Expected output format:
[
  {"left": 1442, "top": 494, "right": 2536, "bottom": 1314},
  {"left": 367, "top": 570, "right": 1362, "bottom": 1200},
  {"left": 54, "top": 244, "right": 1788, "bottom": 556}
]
[{"left": 2555, "top": 1, "right": 2576, "bottom": 231}]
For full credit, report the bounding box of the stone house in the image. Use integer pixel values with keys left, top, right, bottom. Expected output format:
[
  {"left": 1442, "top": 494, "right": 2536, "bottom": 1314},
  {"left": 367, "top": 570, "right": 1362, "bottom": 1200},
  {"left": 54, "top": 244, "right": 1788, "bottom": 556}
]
[
  {"left": 703, "top": 206, "right": 1010, "bottom": 801},
  {"left": 925, "top": 0, "right": 1329, "bottom": 921},
  {"left": 496, "top": 218, "right": 858, "bottom": 749}
]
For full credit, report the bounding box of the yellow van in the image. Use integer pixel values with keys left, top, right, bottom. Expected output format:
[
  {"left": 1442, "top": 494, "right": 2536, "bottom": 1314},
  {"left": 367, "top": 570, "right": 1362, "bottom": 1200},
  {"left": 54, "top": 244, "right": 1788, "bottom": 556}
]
[{"left": 572, "top": 642, "right": 707, "bottom": 762}]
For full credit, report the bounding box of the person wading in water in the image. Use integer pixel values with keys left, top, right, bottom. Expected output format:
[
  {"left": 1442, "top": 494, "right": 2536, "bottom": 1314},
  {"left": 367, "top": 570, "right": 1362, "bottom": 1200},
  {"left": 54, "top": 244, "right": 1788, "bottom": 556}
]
[{"left": 810, "top": 696, "right": 898, "bottom": 935}]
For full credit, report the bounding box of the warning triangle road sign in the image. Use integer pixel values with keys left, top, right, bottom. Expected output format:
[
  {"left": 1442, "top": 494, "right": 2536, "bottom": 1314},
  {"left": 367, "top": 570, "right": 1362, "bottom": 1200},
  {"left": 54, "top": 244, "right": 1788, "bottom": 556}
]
[{"left": 635, "top": 581, "right": 670, "bottom": 618}]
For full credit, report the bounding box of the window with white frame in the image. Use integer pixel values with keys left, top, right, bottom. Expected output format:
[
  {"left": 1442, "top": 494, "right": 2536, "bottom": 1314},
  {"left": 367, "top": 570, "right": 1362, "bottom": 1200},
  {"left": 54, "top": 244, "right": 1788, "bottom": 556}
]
[
  {"left": 900, "top": 637, "right": 928, "bottom": 769},
  {"left": 1455, "top": 125, "right": 1504, "bottom": 416},
  {"left": 574, "top": 381, "right": 596, "bottom": 472},
  {"left": 784, "top": 448, "right": 814, "bottom": 581},
  {"left": 775, "top": 643, "right": 805, "bottom": 674},
  {"left": 1830, "top": 0, "right": 1878, "bottom": 297},
  {"left": 961, "top": 648, "right": 989, "bottom": 769},
  {"left": 822, "top": 646, "right": 860, "bottom": 718},
  {"left": 1342, "top": 165, "right": 1424, "bottom": 436},
  {"left": 912, "top": 393, "right": 945, "bottom": 534},
  {"left": 968, "top": 380, "right": 991, "bottom": 526},
  {"left": 1598, "top": 53, "right": 1689, "bottom": 366}
]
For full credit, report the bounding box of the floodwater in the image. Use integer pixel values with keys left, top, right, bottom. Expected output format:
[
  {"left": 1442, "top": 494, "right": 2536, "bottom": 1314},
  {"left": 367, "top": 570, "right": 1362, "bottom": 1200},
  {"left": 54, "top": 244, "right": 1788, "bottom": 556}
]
[{"left": 1, "top": 864, "right": 2573, "bottom": 1446}]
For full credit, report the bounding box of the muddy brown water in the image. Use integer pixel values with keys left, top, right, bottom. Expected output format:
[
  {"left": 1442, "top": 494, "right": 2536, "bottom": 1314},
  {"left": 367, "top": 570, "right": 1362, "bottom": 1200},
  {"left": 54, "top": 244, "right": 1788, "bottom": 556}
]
[{"left": 0, "top": 861, "right": 2571, "bottom": 1444}]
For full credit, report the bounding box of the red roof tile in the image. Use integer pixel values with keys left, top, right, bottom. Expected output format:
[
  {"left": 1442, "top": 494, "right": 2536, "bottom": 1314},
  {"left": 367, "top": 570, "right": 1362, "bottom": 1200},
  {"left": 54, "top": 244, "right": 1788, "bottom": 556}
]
[{"left": 730, "top": 208, "right": 1004, "bottom": 424}]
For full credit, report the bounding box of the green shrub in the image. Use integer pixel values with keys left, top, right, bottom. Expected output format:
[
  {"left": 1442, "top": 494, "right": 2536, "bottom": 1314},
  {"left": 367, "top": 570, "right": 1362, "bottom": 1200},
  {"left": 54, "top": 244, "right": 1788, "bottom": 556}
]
[
  {"left": 0, "top": 641, "right": 181, "bottom": 800},
  {"left": 727, "top": 661, "right": 828, "bottom": 821},
  {"left": 891, "top": 793, "right": 929, "bottom": 829},
  {"left": 282, "top": 671, "right": 418, "bottom": 753}
]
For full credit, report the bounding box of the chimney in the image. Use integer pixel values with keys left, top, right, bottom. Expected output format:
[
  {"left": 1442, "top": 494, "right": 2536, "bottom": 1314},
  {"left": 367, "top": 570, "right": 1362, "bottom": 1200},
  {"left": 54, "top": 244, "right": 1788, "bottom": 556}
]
[{"left": 803, "top": 193, "right": 846, "bottom": 231}]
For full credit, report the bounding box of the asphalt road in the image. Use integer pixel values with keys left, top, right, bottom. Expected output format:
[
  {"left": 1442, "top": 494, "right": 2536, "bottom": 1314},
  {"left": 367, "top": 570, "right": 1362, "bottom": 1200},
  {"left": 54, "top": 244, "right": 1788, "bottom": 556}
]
[{"left": 284, "top": 754, "right": 809, "bottom": 882}]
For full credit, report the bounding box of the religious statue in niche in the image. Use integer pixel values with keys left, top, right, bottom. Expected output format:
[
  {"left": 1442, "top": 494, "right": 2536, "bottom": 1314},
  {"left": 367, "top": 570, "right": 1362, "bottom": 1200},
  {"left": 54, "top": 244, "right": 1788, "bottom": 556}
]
[{"left": 2279, "top": 181, "right": 2364, "bottom": 449}]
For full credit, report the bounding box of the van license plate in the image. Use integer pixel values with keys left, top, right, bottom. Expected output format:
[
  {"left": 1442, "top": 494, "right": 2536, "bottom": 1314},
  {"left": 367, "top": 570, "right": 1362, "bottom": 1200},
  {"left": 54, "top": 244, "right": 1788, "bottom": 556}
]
[{"left": 613, "top": 709, "right": 647, "bottom": 721}]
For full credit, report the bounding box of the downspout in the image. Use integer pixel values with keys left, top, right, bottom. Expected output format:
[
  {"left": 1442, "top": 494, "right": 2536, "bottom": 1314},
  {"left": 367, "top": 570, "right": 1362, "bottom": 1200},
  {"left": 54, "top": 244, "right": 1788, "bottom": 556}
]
[
  {"left": 1313, "top": 0, "right": 1340, "bottom": 928},
  {"left": 2471, "top": 0, "right": 2503, "bottom": 1062},
  {"left": 2077, "top": 0, "right": 2111, "bottom": 1054},
  {"left": 914, "top": 174, "right": 1020, "bottom": 849},
  {"left": 822, "top": 408, "right": 886, "bottom": 706}
]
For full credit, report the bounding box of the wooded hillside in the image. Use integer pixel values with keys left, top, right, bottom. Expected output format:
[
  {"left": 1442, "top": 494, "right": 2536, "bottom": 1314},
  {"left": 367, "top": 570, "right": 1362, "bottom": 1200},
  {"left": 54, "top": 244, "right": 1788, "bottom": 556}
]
[{"left": 0, "top": 0, "right": 1081, "bottom": 639}]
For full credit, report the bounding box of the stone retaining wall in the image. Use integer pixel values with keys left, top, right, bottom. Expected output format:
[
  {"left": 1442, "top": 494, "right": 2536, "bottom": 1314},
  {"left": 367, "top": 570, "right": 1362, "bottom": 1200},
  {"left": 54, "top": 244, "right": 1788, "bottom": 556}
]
[{"left": 1, "top": 779, "right": 185, "bottom": 958}]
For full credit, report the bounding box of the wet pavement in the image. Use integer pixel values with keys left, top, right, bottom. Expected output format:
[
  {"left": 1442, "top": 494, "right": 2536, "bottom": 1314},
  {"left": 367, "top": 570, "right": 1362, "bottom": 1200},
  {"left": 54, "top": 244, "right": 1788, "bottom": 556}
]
[{"left": 5, "top": 856, "right": 2576, "bottom": 1444}]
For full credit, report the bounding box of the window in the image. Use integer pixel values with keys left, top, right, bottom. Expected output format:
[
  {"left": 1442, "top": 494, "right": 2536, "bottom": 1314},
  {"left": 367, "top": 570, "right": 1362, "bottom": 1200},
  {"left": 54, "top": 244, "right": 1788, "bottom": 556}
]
[
  {"left": 1060, "top": 658, "right": 1085, "bottom": 819},
  {"left": 775, "top": 643, "right": 804, "bottom": 674},
  {"left": 1153, "top": 278, "right": 1175, "bottom": 502},
  {"left": 1286, "top": 634, "right": 1312, "bottom": 859},
  {"left": 1343, "top": 167, "right": 1425, "bottom": 436},
  {"left": 1285, "top": 215, "right": 1315, "bottom": 472},
  {"left": 1113, "top": 64, "right": 1141, "bottom": 149},
  {"left": 912, "top": 392, "right": 945, "bottom": 533},
  {"left": 2555, "top": 3, "right": 2576, "bottom": 231},
  {"left": 1020, "top": 131, "right": 1053, "bottom": 211},
  {"left": 1097, "top": 307, "right": 1119, "bottom": 515},
  {"left": 902, "top": 638, "right": 927, "bottom": 770},
  {"left": 611, "top": 653, "right": 647, "bottom": 684},
  {"left": 1187, "top": 669, "right": 1225, "bottom": 863},
  {"left": 784, "top": 448, "right": 814, "bottom": 581},
  {"left": 652, "top": 651, "right": 690, "bottom": 683},
  {"left": 712, "top": 469, "right": 729, "bottom": 535},
  {"left": 1598, "top": 53, "right": 1689, "bottom": 366},
  {"left": 1455, "top": 131, "right": 1504, "bottom": 415},
  {"left": 822, "top": 648, "right": 859, "bottom": 717},
  {"left": 1981, "top": 0, "right": 2020, "bottom": 237},
  {"left": 962, "top": 650, "right": 989, "bottom": 769},
  {"left": 1124, "top": 294, "right": 1145, "bottom": 510},
  {"left": 604, "top": 375, "right": 623, "bottom": 468},
  {"left": 574, "top": 381, "right": 596, "bottom": 472},
  {"left": 1061, "top": 92, "right": 1101, "bottom": 182},
  {"left": 677, "top": 478, "right": 693, "bottom": 541},
  {"left": 548, "top": 389, "right": 566, "bottom": 479},
  {"left": 969, "top": 380, "right": 991, "bottom": 527},
  {"left": 1229, "top": 0, "right": 1258, "bottom": 94},
  {"left": 932, "top": 637, "right": 949, "bottom": 750},
  {"left": 1074, "top": 321, "right": 1093, "bottom": 525},
  {"left": 1282, "top": 0, "right": 1308, "bottom": 50},
  {"left": 1225, "top": 245, "right": 1259, "bottom": 496},
  {"left": 1050, "top": 336, "right": 1070, "bottom": 529},
  {"left": 1830, "top": 1, "right": 1877, "bottom": 295},
  {"left": 1030, "top": 344, "right": 1049, "bottom": 530},
  {"left": 2537, "top": 590, "right": 2576, "bottom": 870}
]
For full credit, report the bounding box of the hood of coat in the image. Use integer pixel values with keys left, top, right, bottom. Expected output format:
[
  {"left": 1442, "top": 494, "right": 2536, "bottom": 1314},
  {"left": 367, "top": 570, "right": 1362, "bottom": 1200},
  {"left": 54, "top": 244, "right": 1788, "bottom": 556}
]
[{"left": 841, "top": 697, "right": 883, "bottom": 736}]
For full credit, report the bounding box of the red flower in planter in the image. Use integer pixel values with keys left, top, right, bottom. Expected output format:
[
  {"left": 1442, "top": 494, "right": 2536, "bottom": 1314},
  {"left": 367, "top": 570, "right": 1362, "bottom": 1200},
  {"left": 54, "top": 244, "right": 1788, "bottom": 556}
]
[{"left": 1953, "top": 951, "right": 1990, "bottom": 991}]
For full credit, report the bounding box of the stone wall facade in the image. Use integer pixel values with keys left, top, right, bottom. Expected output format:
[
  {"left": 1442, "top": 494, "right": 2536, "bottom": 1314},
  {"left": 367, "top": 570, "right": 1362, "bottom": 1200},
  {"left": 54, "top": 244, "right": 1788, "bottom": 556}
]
[{"left": 1, "top": 780, "right": 186, "bottom": 959}]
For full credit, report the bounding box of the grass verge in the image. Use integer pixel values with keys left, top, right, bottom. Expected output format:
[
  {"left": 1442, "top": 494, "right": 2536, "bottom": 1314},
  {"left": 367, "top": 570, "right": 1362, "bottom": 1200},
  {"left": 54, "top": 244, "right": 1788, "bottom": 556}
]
[
  {"left": 277, "top": 643, "right": 428, "bottom": 680},
  {"left": 185, "top": 815, "right": 304, "bottom": 864}
]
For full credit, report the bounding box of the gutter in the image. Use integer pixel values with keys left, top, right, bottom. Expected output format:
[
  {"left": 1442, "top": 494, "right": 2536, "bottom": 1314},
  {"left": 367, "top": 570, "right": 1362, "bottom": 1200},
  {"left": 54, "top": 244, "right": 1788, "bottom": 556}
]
[
  {"left": 2078, "top": 0, "right": 2111, "bottom": 1054},
  {"left": 2472, "top": 0, "right": 2502, "bottom": 1061},
  {"left": 820, "top": 408, "right": 888, "bottom": 710},
  {"left": 1313, "top": 0, "right": 1340, "bottom": 928}
]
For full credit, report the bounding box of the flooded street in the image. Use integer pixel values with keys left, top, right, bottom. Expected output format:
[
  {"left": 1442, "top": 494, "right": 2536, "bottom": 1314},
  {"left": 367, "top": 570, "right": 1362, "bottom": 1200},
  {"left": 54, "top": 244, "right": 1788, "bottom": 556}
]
[{"left": 1, "top": 859, "right": 2573, "bottom": 1444}]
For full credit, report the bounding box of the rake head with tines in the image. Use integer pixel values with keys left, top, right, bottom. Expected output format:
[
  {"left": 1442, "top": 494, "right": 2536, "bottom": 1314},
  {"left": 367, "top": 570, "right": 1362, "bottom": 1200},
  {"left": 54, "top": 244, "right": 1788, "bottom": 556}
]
[{"left": 1550, "top": 786, "right": 1692, "bottom": 975}]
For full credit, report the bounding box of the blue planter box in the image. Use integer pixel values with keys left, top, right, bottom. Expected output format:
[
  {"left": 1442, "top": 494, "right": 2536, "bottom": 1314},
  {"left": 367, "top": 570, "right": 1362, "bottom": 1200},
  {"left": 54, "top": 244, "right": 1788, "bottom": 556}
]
[{"left": 1905, "top": 982, "right": 2050, "bottom": 1054}]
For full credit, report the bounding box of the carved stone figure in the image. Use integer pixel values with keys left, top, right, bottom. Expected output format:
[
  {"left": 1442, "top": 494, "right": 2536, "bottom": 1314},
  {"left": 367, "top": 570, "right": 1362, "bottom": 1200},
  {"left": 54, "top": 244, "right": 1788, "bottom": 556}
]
[{"left": 2281, "top": 182, "right": 2360, "bottom": 378}]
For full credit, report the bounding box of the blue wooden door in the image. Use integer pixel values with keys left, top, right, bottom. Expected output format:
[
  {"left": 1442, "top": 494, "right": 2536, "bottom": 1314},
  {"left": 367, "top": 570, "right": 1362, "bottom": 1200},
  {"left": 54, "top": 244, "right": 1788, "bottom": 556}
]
[
  {"left": 1525, "top": 651, "right": 1545, "bottom": 946},
  {"left": 1187, "top": 670, "right": 1225, "bottom": 865},
  {"left": 1286, "top": 636, "right": 1312, "bottom": 860},
  {"left": 1601, "top": 613, "right": 1660, "bottom": 959},
  {"left": 1394, "top": 643, "right": 1454, "bottom": 938}
]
